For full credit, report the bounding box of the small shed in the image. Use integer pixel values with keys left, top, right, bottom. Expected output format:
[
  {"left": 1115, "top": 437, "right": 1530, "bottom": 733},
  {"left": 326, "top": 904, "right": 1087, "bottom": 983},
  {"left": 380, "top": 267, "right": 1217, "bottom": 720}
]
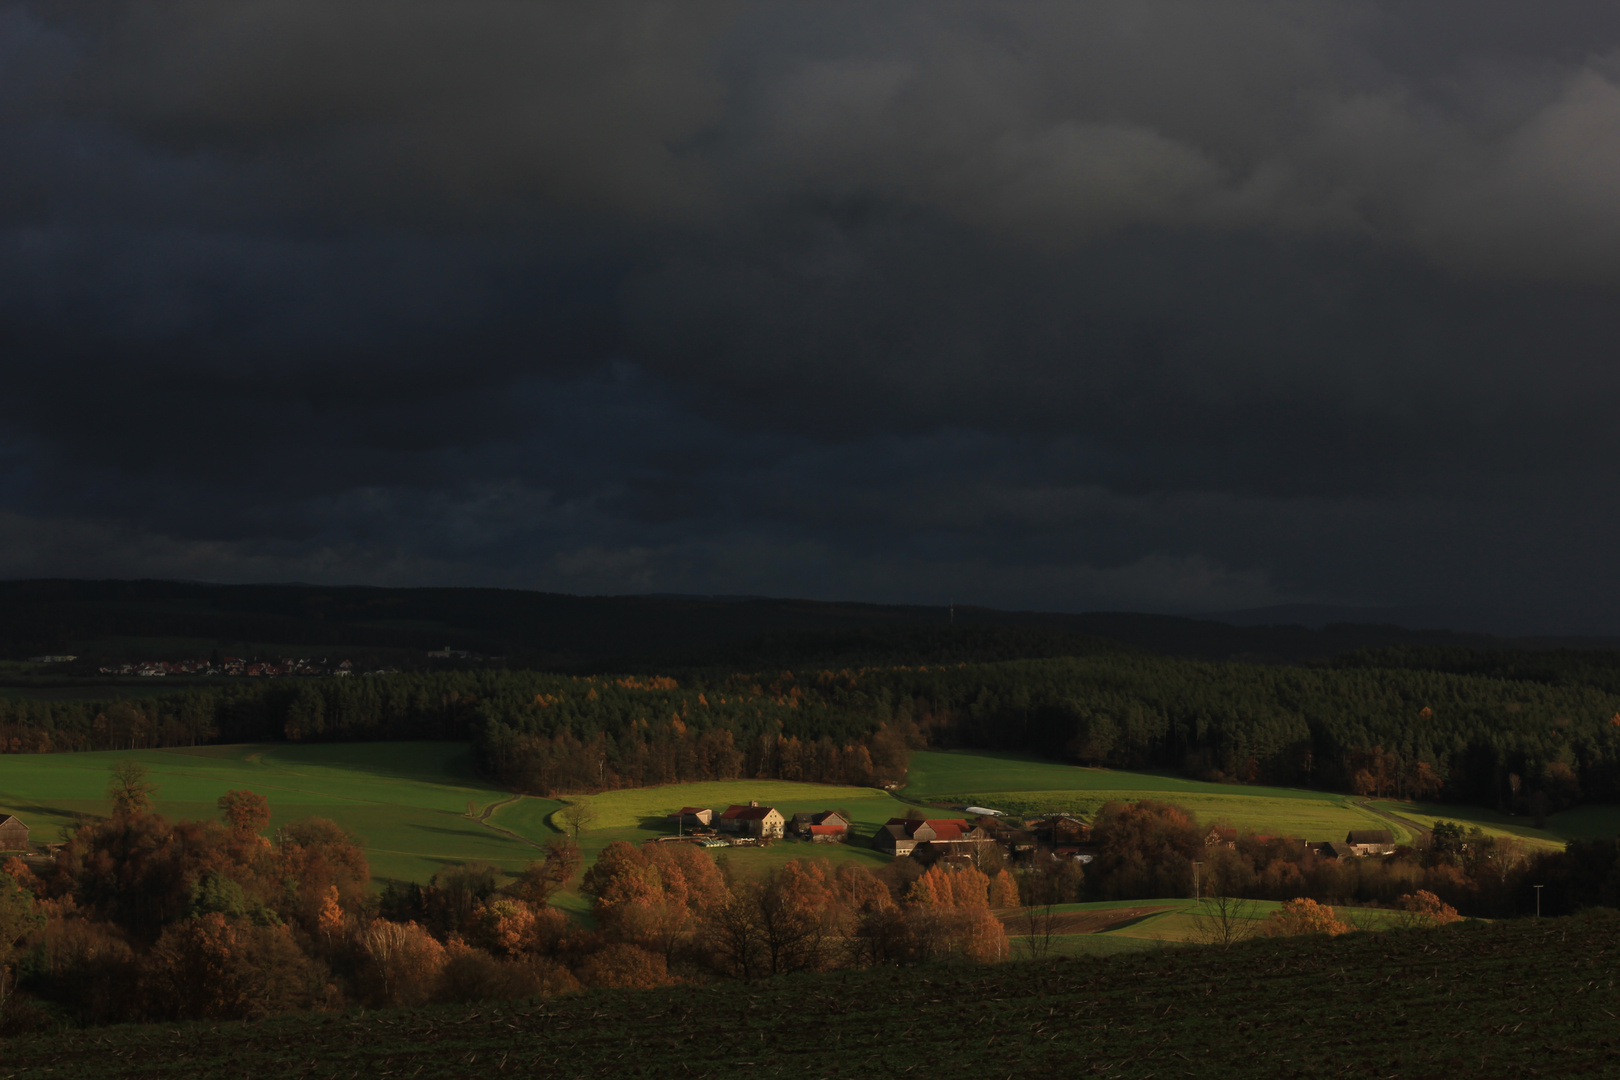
[
  {"left": 0, "top": 815, "right": 28, "bottom": 852},
  {"left": 670, "top": 807, "right": 713, "bottom": 828}
]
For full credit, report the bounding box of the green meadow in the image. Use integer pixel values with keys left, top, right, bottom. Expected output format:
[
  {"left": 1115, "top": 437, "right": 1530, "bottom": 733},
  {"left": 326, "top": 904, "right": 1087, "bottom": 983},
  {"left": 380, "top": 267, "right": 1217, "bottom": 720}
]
[
  {"left": 905, "top": 749, "right": 1414, "bottom": 842},
  {"left": 1366, "top": 798, "right": 1593, "bottom": 851},
  {"left": 1, "top": 742, "right": 1593, "bottom": 903},
  {"left": 1007, "top": 897, "right": 1414, "bottom": 957},
  {"left": 0, "top": 742, "right": 562, "bottom": 883}
]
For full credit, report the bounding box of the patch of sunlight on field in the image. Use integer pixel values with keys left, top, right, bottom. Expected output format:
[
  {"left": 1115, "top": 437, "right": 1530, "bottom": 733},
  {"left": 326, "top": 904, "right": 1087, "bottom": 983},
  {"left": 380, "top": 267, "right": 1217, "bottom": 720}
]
[
  {"left": 1113, "top": 901, "right": 1405, "bottom": 942},
  {"left": 1367, "top": 800, "right": 1565, "bottom": 850},
  {"left": 957, "top": 788, "right": 1404, "bottom": 843},
  {"left": 0, "top": 742, "right": 543, "bottom": 884},
  {"left": 485, "top": 795, "right": 564, "bottom": 839},
  {"left": 904, "top": 750, "right": 1346, "bottom": 803},
  {"left": 1005, "top": 898, "right": 1418, "bottom": 953},
  {"left": 557, "top": 780, "right": 903, "bottom": 833}
]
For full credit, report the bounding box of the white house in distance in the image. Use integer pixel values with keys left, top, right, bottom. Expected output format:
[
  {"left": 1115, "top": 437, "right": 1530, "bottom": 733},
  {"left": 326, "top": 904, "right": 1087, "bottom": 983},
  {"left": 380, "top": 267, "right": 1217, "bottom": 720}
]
[{"left": 717, "top": 802, "right": 785, "bottom": 839}]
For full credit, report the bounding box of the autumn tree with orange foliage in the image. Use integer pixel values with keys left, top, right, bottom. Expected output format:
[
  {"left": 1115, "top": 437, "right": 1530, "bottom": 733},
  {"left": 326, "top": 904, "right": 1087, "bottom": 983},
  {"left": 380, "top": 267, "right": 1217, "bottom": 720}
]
[
  {"left": 583, "top": 841, "right": 726, "bottom": 962},
  {"left": 272, "top": 818, "right": 369, "bottom": 934},
  {"left": 218, "top": 790, "right": 271, "bottom": 838},
  {"left": 574, "top": 943, "right": 674, "bottom": 989},
  {"left": 900, "top": 864, "right": 1007, "bottom": 963},
  {"left": 989, "top": 868, "right": 1020, "bottom": 908},
  {"left": 1394, "top": 889, "right": 1462, "bottom": 929},
  {"left": 1266, "top": 897, "right": 1352, "bottom": 937},
  {"left": 1089, "top": 799, "right": 1202, "bottom": 900},
  {"left": 360, "top": 920, "right": 445, "bottom": 1007},
  {"left": 140, "top": 912, "right": 329, "bottom": 1020}
]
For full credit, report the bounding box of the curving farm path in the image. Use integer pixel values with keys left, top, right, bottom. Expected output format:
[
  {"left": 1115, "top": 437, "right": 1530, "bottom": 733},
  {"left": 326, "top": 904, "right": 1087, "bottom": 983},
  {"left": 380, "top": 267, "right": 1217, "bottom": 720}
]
[{"left": 1355, "top": 799, "right": 1432, "bottom": 846}]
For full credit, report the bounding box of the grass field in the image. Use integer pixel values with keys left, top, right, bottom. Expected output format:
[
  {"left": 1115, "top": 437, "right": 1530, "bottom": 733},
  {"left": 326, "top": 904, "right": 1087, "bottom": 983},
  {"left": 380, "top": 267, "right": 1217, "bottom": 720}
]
[
  {"left": 905, "top": 750, "right": 1415, "bottom": 842},
  {"left": 555, "top": 780, "right": 900, "bottom": 833},
  {"left": 0, "top": 742, "right": 562, "bottom": 883},
  {"left": 1365, "top": 799, "right": 1569, "bottom": 851},
  {"left": 7, "top": 913, "right": 1614, "bottom": 1079},
  {"left": 999, "top": 897, "right": 1411, "bottom": 958},
  {"left": 1547, "top": 804, "right": 1620, "bottom": 840}
]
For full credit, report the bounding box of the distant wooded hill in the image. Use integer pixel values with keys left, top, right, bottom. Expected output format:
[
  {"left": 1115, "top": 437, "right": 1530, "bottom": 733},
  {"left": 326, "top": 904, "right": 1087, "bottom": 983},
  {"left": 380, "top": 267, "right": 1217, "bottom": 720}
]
[{"left": 0, "top": 578, "right": 1602, "bottom": 670}]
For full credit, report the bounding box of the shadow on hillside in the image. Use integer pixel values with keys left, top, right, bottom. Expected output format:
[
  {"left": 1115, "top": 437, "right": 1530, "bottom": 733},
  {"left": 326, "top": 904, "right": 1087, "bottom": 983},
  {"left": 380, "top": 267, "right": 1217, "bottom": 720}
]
[
  {"left": 0, "top": 801, "right": 82, "bottom": 824},
  {"left": 638, "top": 814, "right": 680, "bottom": 831},
  {"left": 407, "top": 822, "right": 519, "bottom": 840}
]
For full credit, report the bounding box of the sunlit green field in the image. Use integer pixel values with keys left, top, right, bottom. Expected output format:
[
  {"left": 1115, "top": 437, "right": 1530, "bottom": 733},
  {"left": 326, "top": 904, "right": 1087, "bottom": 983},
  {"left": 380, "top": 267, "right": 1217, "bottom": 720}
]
[
  {"left": 1006, "top": 897, "right": 1415, "bottom": 957},
  {"left": 0, "top": 742, "right": 561, "bottom": 882},
  {"left": 554, "top": 779, "right": 901, "bottom": 833},
  {"left": 905, "top": 750, "right": 1414, "bottom": 842},
  {"left": 1364, "top": 800, "right": 1565, "bottom": 851}
]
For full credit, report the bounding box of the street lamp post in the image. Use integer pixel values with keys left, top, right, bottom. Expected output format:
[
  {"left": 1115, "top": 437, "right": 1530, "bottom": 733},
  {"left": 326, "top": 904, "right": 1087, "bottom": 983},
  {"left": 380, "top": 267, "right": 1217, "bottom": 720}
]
[{"left": 1534, "top": 884, "right": 1543, "bottom": 920}]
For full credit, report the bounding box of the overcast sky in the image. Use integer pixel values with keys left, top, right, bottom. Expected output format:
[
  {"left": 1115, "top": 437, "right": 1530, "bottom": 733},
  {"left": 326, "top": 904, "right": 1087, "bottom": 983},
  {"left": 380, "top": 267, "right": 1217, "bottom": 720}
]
[{"left": 4, "top": 2, "right": 1620, "bottom": 632}]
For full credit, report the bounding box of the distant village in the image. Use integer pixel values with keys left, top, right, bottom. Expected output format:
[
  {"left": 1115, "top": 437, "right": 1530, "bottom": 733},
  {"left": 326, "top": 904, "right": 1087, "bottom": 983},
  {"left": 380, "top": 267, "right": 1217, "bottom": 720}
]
[
  {"left": 91, "top": 657, "right": 400, "bottom": 678},
  {"left": 24, "top": 644, "right": 494, "bottom": 677}
]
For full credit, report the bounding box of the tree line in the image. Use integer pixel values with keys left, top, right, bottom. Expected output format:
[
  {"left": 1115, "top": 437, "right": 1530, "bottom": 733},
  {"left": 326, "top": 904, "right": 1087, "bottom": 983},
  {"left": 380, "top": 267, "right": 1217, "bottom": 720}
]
[{"left": 6, "top": 651, "right": 1620, "bottom": 813}]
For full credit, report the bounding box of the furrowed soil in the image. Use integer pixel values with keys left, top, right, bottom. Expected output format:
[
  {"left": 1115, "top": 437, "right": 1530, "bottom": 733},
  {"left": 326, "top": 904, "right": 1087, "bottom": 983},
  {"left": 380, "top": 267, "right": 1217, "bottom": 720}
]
[{"left": 7, "top": 913, "right": 1618, "bottom": 1079}]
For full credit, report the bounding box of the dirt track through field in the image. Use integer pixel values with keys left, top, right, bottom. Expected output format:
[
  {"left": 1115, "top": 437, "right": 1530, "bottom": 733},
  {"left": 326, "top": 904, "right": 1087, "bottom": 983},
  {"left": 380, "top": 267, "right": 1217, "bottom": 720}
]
[{"left": 997, "top": 905, "right": 1175, "bottom": 935}]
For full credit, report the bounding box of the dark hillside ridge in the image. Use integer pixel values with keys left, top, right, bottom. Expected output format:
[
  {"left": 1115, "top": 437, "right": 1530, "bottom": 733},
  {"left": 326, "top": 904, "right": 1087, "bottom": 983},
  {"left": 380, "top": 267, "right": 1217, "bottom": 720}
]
[
  {"left": 1, "top": 578, "right": 1603, "bottom": 669},
  {"left": 5, "top": 912, "right": 1617, "bottom": 1078}
]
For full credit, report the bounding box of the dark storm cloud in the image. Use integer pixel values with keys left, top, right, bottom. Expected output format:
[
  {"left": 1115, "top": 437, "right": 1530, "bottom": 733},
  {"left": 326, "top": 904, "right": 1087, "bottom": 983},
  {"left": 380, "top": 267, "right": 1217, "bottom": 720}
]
[{"left": 4, "top": 0, "right": 1620, "bottom": 629}]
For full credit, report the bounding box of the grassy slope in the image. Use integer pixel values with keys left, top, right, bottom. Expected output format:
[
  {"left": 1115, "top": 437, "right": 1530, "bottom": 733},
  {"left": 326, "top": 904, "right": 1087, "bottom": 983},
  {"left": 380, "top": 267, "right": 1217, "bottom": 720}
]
[
  {"left": 8, "top": 913, "right": 1618, "bottom": 1079},
  {"left": 0, "top": 743, "right": 562, "bottom": 883},
  {"left": 1366, "top": 799, "right": 1620, "bottom": 847},
  {"left": 1002, "top": 898, "right": 1412, "bottom": 956},
  {"left": 905, "top": 749, "right": 1414, "bottom": 842}
]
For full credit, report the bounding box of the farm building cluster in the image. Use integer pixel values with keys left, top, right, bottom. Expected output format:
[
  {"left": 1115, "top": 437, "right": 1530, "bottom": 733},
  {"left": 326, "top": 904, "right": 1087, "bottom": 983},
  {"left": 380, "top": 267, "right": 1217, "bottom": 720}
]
[
  {"left": 662, "top": 802, "right": 853, "bottom": 848},
  {"left": 655, "top": 801, "right": 1404, "bottom": 867},
  {"left": 1203, "top": 825, "right": 1397, "bottom": 858}
]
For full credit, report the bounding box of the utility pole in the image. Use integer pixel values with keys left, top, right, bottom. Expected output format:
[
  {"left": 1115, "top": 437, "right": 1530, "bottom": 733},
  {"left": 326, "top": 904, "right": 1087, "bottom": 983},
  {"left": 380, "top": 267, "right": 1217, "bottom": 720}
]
[{"left": 1193, "top": 861, "right": 1201, "bottom": 903}]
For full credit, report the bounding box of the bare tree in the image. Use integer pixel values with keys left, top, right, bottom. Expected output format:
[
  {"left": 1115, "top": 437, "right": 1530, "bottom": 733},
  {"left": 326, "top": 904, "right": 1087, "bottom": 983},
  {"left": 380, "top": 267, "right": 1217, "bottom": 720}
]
[
  {"left": 107, "top": 759, "right": 157, "bottom": 818},
  {"left": 558, "top": 799, "right": 598, "bottom": 839},
  {"left": 1016, "top": 900, "right": 1059, "bottom": 961},
  {"left": 1015, "top": 853, "right": 1078, "bottom": 961},
  {"left": 702, "top": 883, "right": 766, "bottom": 979},
  {"left": 1187, "top": 894, "right": 1261, "bottom": 947}
]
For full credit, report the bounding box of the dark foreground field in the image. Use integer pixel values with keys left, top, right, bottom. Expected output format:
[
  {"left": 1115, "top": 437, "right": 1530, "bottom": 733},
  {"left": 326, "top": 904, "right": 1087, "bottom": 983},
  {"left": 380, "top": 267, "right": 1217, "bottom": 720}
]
[
  {"left": 8, "top": 913, "right": 1618, "bottom": 1079},
  {"left": 12, "top": 913, "right": 1620, "bottom": 1080}
]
